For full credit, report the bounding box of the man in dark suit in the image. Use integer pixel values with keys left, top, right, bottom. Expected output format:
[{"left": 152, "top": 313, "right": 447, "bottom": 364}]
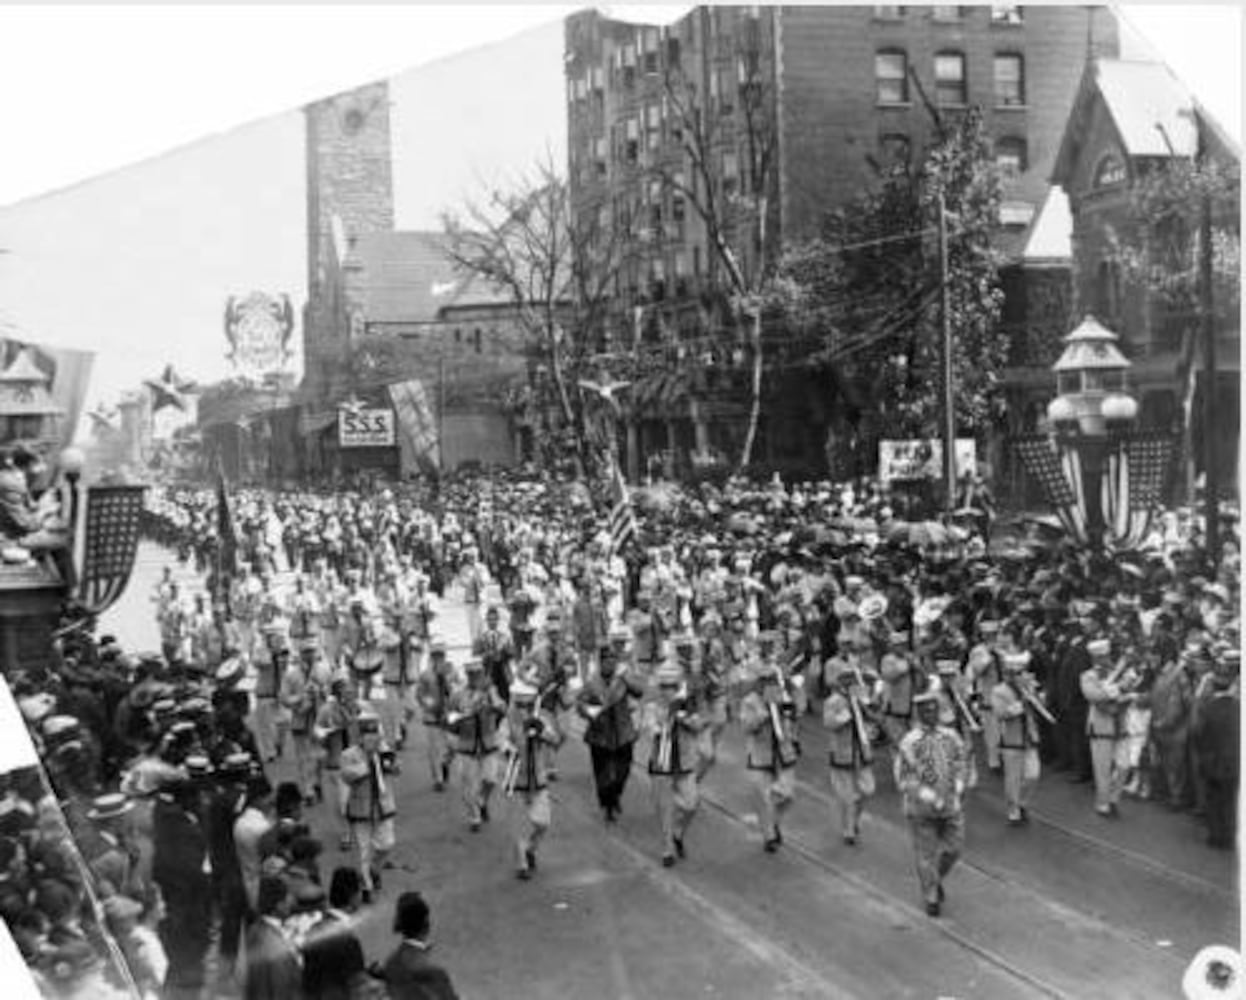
[
  {"left": 303, "top": 867, "right": 369, "bottom": 1000},
  {"left": 381, "top": 891, "right": 459, "bottom": 1000},
  {"left": 243, "top": 876, "right": 302, "bottom": 1000}
]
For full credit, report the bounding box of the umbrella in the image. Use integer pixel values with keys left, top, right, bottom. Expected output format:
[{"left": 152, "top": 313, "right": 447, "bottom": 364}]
[{"left": 885, "top": 520, "right": 951, "bottom": 547}]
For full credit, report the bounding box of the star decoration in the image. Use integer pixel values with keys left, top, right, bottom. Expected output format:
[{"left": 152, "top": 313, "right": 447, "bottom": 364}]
[{"left": 143, "top": 365, "right": 196, "bottom": 412}]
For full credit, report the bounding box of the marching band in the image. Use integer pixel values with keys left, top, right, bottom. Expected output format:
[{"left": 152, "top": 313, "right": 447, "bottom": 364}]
[{"left": 134, "top": 474, "right": 1240, "bottom": 926}]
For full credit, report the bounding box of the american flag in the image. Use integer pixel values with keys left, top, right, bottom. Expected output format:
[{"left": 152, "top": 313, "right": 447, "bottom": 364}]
[
  {"left": 1124, "top": 431, "right": 1177, "bottom": 509},
  {"left": 608, "top": 461, "right": 638, "bottom": 558},
  {"left": 78, "top": 485, "right": 147, "bottom": 615},
  {"left": 1013, "top": 434, "right": 1087, "bottom": 543}
]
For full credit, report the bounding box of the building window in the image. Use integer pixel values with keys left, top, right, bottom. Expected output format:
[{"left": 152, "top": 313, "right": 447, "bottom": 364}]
[
  {"left": 880, "top": 133, "right": 911, "bottom": 166},
  {"left": 995, "top": 136, "right": 1027, "bottom": 178},
  {"left": 1094, "top": 153, "right": 1126, "bottom": 188},
  {"left": 991, "top": 5, "right": 1023, "bottom": 24},
  {"left": 625, "top": 117, "right": 640, "bottom": 164},
  {"left": 455, "top": 328, "right": 462, "bottom": 343},
  {"left": 932, "top": 6, "right": 963, "bottom": 20},
  {"left": 671, "top": 171, "right": 687, "bottom": 224},
  {"left": 642, "top": 28, "right": 660, "bottom": 75},
  {"left": 721, "top": 151, "right": 740, "bottom": 195},
  {"left": 934, "top": 51, "right": 967, "bottom": 106},
  {"left": 666, "top": 37, "right": 681, "bottom": 69},
  {"left": 1095, "top": 260, "right": 1122, "bottom": 324},
  {"left": 645, "top": 104, "right": 662, "bottom": 151},
  {"left": 876, "top": 50, "right": 909, "bottom": 104},
  {"left": 474, "top": 329, "right": 483, "bottom": 353},
  {"left": 994, "top": 53, "right": 1025, "bottom": 106},
  {"left": 874, "top": 6, "right": 906, "bottom": 19}
]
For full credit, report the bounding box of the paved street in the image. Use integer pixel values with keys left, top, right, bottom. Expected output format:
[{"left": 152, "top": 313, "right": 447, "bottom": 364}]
[{"left": 104, "top": 545, "right": 1239, "bottom": 999}]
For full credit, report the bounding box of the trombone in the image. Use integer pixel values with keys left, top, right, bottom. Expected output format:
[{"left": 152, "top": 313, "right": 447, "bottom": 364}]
[
  {"left": 948, "top": 682, "right": 983, "bottom": 734},
  {"left": 1015, "top": 675, "right": 1057, "bottom": 725}
]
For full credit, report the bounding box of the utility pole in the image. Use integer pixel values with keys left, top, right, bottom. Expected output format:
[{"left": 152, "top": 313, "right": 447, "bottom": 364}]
[
  {"left": 938, "top": 191, "right": 956, "bottom": 514},
  {"left": 438, "top": 351, "right": 446, "bottom": 475},
  {"left": 1199, "top": 126, "right": 1219, "bottom": 566}
]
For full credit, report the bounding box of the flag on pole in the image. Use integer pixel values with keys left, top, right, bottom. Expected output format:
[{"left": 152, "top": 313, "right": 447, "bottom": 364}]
[
  {"left": 608, "top": 461, "right": 638, "bottom": 558},
  {"left": 217, "top": 472, "right": 238, "bottom": 579}
]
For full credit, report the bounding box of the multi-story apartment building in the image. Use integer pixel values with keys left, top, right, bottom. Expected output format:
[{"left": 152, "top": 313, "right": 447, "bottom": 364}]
[{"left": 564, "top": 5, "right": 1121, "bottom": 477}]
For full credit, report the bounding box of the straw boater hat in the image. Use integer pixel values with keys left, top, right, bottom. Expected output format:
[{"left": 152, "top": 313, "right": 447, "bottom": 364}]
[
  {"left": 1086, "top": 639, "right": 1111, "bottom": 659},
  {"left": 86, "top": 793, "right": 133, "bottom": 823},
  {"left": 1001, "top": 651, "right": 1032, "bottom": 671},
  {"left": 511, "top": 679, "right": 538, "bottom": 703},
  {"left": 858, "top": 593, "right": 889, "bottom": 622}
]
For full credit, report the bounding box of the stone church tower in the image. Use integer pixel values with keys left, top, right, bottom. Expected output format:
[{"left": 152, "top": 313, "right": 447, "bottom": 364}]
[{"left": 302, "top": 79, "right": 394, "bottom": 401}]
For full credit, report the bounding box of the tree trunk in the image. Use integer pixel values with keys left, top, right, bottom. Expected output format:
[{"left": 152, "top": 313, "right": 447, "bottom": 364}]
[{"left": 735, "top": 308, "right": 764, "bottom": 474}]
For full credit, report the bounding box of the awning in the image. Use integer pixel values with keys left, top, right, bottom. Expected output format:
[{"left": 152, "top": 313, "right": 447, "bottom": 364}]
[{"left": 298, "top": 408, "right": 338, "bottom": 437}]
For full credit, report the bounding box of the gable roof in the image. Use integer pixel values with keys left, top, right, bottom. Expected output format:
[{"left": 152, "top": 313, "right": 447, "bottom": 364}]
[
  {"left": 349, "top": 231, "right": 511, "bottom": 324},
  {"left": 1022, "top": 185, "right": 1073, "bottom": 264},
  {"left": 1052, "top": 57, "right": 1210, "bottom": 186}
]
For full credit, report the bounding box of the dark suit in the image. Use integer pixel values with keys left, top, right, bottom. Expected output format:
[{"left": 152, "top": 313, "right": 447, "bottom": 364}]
[
  {"left": 1193, "top": 690, "right": 1239, "bottom": 848},
  {"left": 153, "top": 796, "right": 213, "bottom": 992},
  {"left": 302, "top": 910, "right": 366, "bottom": 1000},
  {"left": 381, "top": 940, "right": 459, "bottom": 1000},
  {"left": 243, "top": 917, "right": 303, "bottom": 1000}
]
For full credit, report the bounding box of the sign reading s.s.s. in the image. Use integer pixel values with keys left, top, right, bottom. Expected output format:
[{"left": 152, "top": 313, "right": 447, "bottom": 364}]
[{"left": 339, "top": 409, "right": 396, "bottom": 448}]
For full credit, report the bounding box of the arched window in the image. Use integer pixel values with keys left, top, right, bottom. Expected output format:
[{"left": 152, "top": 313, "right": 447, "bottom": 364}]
[
  {"left": 474, "top": 328, "right": 483, "bottom": 353},
  {"left": 1093, "top": 153, "right": 1126, "bottom": 189}
]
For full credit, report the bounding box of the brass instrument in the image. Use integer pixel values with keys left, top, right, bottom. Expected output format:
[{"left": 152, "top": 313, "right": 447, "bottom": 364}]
[
  {"left": 502, "top": 746, "right": 521, "bottom": 796},
  {"left": 948, "top": 683, "right": 984, "bottom": 734},
  {"left": 1015, "top": 675, "right": 1057, "bottom": 725},
  {"left": 655, "top": 685, "right": 686, "bottom": 772},
  {"left": 848, "top": 691, "right": 875, "bottom": 764}
]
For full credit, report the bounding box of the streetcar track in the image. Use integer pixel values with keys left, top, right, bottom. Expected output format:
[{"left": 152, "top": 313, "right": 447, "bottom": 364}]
[
  {"left": 786, "top": 716, "right": 1232, "bottom": 902},
  {"left": 555, "top": 721, "right": 1065, "bottom": 998}
]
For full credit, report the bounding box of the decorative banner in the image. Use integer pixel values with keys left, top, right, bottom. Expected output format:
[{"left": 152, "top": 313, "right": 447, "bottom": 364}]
[
  {"left": 0, "top": 338, "right": 94, "bottom": 449},
  {"left": 1013, "top": 434, "right": 1087, "bottom": 543},
  {"left": 1124, "top": 431, "right": 1178, "bottom": 510},
  {"left": 388, "top": 378, "right": 441, "bottom": 472},
  {"left": 1103, "top": 430, "right": 1180, "bottom": 550},
  {"left": 338, "top": 408, "right": 396, "bottom": 448},
  {"left": 878, "top": 439, "right": 977, "bottom": 483},
  {"left": 78, "top": 484, "right": 147, "bottom": 614},
  {"left": 224, "top": 291, "right": 295, "bottom": 379}
]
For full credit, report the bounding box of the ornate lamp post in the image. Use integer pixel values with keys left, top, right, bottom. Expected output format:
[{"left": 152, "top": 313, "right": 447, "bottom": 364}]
[{"left": 1045, "top": 316, "right": 1139, "bottom": 549}]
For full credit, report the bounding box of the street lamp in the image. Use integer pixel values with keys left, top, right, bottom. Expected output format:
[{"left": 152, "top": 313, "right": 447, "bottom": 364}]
[{"left": 1045, "top": 315, "right": 1139, "bottom": 548}]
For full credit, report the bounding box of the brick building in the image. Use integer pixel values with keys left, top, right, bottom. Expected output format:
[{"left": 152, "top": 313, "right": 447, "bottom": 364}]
[
  {"left": 292, "top": 80, "right": 530, "bottom": 477},
  {"left": 564, "top": 4, "right": 1121, "bottom": 478},
  {"left": 1048, "top": 56, "right": 1239, "bottom": 494}
]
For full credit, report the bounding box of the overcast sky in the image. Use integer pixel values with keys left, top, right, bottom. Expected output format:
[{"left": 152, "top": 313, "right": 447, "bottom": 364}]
[{"left": 0, "top": 3, "right": 1239, "bottom": 423}]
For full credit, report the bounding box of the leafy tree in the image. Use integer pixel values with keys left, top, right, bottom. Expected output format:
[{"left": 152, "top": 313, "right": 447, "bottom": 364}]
[{"left": 780, "top": 105, "right": 1007, "bottom": 446}]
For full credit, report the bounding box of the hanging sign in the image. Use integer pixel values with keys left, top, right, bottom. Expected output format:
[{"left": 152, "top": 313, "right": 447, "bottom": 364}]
[
  {"left": 879, "top": 439, "right": 977, "bottom": 483},
  {"left": 339, "top": 408, "right": 396, "bottom": 448}
]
